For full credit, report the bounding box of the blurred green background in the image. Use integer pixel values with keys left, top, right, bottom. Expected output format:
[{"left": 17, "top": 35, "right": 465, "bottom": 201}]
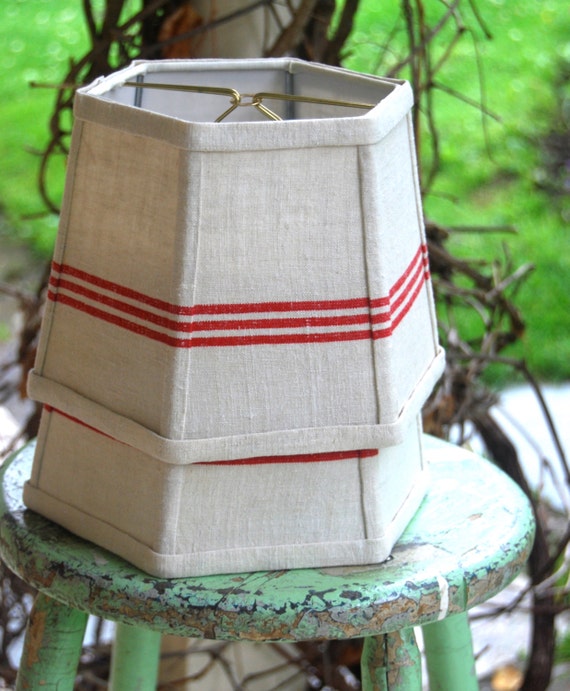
[{"left": 0, "top": 0, "right": 568, "bottom": 381}]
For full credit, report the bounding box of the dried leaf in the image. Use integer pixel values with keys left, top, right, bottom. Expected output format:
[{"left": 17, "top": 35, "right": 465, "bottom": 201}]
[
  {"left": 491, "top": 664, "right": 524, "bottom": 691},
  {"left": 158, "top": 3, "right": 203, "bottom": 59}
]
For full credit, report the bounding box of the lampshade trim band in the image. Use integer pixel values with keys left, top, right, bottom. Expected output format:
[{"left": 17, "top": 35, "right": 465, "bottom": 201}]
[
  {"left": 22, "top": 466, "right": 430, "bottom": 578},
  {"left": 74, "top": 59, "right": 414, "bottom": 152},
  {"left": 27, "top": 347, "right": 444, "bottom": 466},
  {"left": 40, "top": 406, "right": 381, "bottom": 467}
]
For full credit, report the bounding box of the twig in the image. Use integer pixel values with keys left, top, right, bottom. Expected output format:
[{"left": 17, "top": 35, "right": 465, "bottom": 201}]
[{"left": 266, "top": 0, "right": 319, "bottom": 57}]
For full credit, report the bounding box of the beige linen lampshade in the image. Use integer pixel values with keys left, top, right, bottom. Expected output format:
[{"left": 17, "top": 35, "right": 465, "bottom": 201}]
[{"left": 24, "top": 58, "right": 445, "bottom": 577}]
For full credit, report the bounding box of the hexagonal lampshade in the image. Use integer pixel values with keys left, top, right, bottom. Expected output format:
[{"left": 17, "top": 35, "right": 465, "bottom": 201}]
[{"left": 25, "top": 58, "right": 444, "bottom": 577}]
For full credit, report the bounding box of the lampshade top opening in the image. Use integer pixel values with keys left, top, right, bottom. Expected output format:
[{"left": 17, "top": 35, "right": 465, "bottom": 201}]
[{"left": 94, "top": 59, "right": 401, "bottom": 125}]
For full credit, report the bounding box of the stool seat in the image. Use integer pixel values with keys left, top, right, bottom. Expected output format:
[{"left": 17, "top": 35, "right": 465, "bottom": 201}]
[{"left": 0, "top": 436, "right": 535, "bottom": 690}]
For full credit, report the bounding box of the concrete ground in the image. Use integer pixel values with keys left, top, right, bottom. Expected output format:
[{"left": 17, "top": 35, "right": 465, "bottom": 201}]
[{"left": 466, "top": 383, "right": 570, "bottom": 690}]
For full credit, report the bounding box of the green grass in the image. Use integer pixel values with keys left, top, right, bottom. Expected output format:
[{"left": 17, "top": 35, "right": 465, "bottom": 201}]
[
  {"left": 0, "top": 0, "right": 89, "bottom": 253},
  {"left": 1, "top": 0, "right": 569, "bottom": 380},
  {"left": 344, "top": 0, "right": 570, "bottom": 382}
]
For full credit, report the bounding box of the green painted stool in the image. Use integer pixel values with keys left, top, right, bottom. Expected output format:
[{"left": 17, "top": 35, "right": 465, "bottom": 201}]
[{"left": 0, "top": 436, "right": 534, "bottom": 690}]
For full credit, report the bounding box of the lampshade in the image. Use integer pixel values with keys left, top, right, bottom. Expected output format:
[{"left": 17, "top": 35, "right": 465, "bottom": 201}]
[{"left": 24, "top": 58, "right": 445, "bottom": 577}]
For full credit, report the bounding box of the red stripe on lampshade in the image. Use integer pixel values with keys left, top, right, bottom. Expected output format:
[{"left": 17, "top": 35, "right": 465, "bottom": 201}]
[{"left": 47, "top": 243, "right": 430, "bottom": 347}]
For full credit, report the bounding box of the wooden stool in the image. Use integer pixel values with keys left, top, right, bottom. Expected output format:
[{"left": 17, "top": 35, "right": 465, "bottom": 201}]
[{"left": 0, "top": 436, "right": 534, "bottom": 690}]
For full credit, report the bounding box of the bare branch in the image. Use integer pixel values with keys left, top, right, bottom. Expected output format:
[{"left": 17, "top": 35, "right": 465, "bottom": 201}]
[{"left": 266, "top": 0, "right": 319, "bottom": 57}]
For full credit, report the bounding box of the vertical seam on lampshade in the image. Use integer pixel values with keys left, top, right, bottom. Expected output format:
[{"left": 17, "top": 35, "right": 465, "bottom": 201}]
[
  {"left": 34, "top": 119, "right": 86, "bottom": 376},
  {"left": 158, "top": 146, "right": 181, "bottom": 439},
  {"left": 160, "top": 463, "right": 185, "bottom": 554},
  {"left": 356, "top": 145, "right": 382, "bottom": 425},
  {"left": 357, "top": 449, "right": 370, "bottom": 540},
  {"left": 53, "top": 118, "right": 85, "bottom": 266},
  {"left": 160, "top": 149, "right": 197, "bottom": 554},
  {"left": 178, "top": 151, "right": 203, "bottom": 439},
  {"left": 406, "top": 111, "right": 438, "bottom": 353},
  {"left": 416, "top": 414, "right": 426, "bottom": 472},
  {"left": 420, "top": 417, "right": 426, "bottom": 470}
]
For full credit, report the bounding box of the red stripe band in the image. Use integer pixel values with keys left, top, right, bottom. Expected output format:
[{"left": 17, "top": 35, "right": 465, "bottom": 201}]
[
  {"left": 197, "top": 449, "right": 379, "bottom": 466},
  {"left": 50, "top": 262, "right": 371, "bottom": 316},
  {"left": 47, "top": 245, "right": 430, "bottom": 347}
]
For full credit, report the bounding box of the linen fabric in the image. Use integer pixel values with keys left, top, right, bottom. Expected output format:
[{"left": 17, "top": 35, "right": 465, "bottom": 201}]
[
  {"left": 26, "top": 407, "right": 428, "bottom": 577},
  {"left": 25, "top": 58, "right": 444, "bottom": 576}
]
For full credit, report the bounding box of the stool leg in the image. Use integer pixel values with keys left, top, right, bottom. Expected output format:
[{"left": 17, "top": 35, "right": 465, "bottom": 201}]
[
  {"left": 109, "top": 622, "right": 161, "bottom": 691},
  {"left": 16, "top": 591, "right": 88, "bottom": 691},
  {"left": 422, "top": 612, "right": 478, "bottom": 690},
  {"left": 361, "top": 629, "right": 422, "bottom": 690}
]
